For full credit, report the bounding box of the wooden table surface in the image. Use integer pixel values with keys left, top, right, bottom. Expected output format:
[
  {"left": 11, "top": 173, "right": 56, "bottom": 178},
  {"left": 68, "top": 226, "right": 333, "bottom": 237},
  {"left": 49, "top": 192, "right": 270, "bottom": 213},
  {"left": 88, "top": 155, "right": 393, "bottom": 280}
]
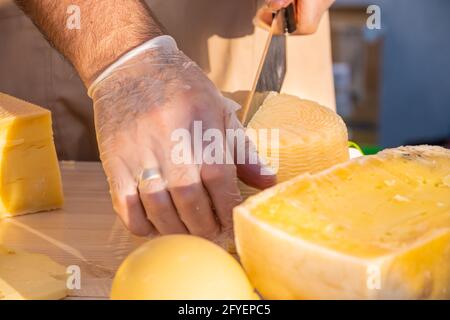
[{"left": 0, "top": 161, "right": 234, "bottom": 299}]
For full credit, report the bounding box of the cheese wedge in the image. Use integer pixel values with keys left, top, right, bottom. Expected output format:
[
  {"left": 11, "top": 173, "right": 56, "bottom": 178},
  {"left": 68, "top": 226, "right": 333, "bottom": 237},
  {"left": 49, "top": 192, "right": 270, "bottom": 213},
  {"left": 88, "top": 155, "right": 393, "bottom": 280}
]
[
  {"left": 234, "top": 146, "right": 450, "bottom": 299},
  {"left": 0, "top": 245, "right": 67, "bottom": 300},
  {"left": 239, "top": 93, "right": 349, "bottom": 198},
  {"left": 0, "top": 93, "right": 63, "bottom": 218}
]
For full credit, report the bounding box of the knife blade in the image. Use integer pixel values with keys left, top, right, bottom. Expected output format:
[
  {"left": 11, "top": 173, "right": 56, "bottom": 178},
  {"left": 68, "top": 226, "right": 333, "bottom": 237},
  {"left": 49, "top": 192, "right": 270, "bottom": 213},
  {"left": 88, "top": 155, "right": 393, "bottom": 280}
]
[{"left": 240, "top": 4, "right": 297, "bottom": 125}]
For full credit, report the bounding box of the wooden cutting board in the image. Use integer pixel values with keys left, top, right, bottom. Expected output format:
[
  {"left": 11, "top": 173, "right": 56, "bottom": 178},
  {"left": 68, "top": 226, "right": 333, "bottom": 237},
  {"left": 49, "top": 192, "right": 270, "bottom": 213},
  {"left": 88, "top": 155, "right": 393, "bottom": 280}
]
[{"left": 0, "top": 161, "right": 234, "bottom": 299}]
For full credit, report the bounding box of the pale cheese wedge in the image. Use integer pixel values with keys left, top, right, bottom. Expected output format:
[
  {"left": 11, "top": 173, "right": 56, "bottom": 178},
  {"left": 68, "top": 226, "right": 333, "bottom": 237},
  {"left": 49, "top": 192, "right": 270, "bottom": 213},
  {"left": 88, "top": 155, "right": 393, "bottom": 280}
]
[
  {"left": 0, "top": 93, "right": 63, "bottom": 218},
  {"left": 234, "top": 145, "right": 450, "bottom": 299},
  {"left": 0, "top": 245, "right": 67, "bottom": 300}
]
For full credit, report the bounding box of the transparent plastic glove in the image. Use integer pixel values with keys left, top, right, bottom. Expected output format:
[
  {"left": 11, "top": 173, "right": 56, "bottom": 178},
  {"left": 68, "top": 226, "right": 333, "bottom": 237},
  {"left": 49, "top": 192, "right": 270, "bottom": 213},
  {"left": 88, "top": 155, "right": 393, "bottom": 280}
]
[{"left": 89, "top": 36, "right": 276, "bottom": 238}]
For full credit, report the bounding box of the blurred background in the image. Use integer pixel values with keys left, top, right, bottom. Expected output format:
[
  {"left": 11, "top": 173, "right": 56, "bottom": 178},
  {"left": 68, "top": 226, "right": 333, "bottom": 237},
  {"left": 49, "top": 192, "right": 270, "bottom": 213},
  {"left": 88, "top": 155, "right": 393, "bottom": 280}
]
[
  {"left": 330, "top": 0, "right": 450, "bottom": 153},
  {"left": 0, "top": 0, "right": 449, "bottom": 158}
]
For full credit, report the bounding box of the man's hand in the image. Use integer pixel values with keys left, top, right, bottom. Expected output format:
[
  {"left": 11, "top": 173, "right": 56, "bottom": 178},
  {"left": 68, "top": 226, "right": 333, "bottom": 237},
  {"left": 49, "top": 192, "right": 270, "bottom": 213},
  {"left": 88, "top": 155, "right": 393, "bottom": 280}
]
[
  {"left": 90, "top": 37, "right": 275, "bottom": 237},
  {"left": 16, "top": 0, "right": 276, "bottom": 238},
  {"left": 264, "top": 0, "right": 335, "bottom": 34}
]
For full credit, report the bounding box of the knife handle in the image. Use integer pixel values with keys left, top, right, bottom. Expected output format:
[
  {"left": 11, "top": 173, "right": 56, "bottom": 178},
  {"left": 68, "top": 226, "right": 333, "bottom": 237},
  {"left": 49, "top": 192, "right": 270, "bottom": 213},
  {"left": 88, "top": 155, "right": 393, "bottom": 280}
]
[{"left": 282, "top": 3, "right": 297, "bottom": 34}]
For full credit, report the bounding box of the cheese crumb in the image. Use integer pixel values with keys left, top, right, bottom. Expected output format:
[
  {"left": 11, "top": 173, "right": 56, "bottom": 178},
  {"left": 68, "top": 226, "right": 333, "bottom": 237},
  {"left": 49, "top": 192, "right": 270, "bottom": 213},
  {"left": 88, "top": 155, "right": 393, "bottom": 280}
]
[
  {"left": 384, "top": 179, "right": 397, "bottom": 187},
  {"left": 443, "top": 175, "right": 450, "bottom": 187},
  {"left": 393, "top": 194, "right": 410, "bottom": 202}
]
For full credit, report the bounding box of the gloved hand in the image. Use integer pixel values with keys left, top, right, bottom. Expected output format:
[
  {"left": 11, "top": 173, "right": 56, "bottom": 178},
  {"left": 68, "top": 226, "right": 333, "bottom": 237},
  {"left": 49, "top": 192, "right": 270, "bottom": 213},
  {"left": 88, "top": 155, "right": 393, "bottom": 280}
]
[
  {"left": 263, "top": 0, "right": 335, "bottom": 34},
  {"left": 89, "top": 36, "right": 276, "bottom": 238}
]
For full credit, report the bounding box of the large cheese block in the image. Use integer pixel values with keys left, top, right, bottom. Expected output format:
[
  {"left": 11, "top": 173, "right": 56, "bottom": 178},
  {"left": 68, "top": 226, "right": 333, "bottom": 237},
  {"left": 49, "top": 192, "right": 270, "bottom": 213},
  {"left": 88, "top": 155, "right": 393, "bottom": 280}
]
[
  {"left": 0, "top": 93, "right": 63, "bottom": 218},
  {"left": 234, "top": 146, "right": 450, "bottom": 299},
  {"left": 0, "top": 245, "right": 67, "bottom": 300}
]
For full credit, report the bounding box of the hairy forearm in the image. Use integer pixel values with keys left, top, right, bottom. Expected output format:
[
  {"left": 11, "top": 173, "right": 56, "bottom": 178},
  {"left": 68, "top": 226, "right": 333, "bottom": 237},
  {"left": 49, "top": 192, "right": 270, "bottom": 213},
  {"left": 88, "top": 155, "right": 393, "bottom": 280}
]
[{"left": 15, "top": 0, "right": 163, "bottom": 86}]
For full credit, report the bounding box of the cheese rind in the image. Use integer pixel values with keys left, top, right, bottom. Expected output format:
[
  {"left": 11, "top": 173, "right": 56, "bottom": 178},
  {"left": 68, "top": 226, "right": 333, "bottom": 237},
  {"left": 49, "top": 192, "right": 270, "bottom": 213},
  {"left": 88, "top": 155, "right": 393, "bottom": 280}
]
[
  {"left": 0, "top": 245, "right": 67, "bottom": 300},
  {"left": 239, "top": 93, "right": 349, "bottom": 197},
  {"left": 234, "top": 146, "right": 450, "bottom": 299},
  {"left": 0, "top": 93, "right": 63, "bottom": 218}
]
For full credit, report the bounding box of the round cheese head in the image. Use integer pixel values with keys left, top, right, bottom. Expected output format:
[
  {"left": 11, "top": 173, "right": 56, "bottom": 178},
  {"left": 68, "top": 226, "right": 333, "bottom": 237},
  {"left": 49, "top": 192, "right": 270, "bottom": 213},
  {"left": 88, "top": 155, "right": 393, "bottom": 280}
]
[
  {"left": 110, "top": 235, "right": 259, "bottom": 300},
  {"left": 240, "top": 93, "right": 349, "bottom": 197}
]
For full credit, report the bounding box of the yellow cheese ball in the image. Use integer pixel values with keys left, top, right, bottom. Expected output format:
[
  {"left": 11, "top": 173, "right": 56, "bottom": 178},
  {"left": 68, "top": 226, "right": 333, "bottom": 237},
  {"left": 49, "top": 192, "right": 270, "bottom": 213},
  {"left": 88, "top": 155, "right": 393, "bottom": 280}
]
[{"left": 110, "top": 235, "right": 259, "bottom": 300}]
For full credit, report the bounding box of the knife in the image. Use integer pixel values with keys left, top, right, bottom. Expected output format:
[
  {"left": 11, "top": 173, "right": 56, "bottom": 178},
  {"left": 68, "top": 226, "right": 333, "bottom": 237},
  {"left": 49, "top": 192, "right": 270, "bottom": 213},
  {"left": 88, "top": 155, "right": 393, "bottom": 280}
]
[{"left": 240, "top": 3, "right": 297, "bottom": 125}]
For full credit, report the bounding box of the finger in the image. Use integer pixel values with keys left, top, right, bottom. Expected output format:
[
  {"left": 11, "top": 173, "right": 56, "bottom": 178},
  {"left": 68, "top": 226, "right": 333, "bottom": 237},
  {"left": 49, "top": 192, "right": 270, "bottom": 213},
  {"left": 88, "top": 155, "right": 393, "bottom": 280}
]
[
  {"left": 163, "top": 163, "right": 220, "bottom": 239},
  {"left": 295, "top": 0, "right": 335, "bottom": 35},
  {"left": 223, "top": 98, "right": 277, "bottom": 189},
  {"left": 103, "top": 156, "right": 155, "bottom": 236},
  {"left": 200, "top": 111, "right": 242, "bottom": 228},
  {"left": 201, "top": 163, "right": 241, "bottom": 229},
  {"left": 138, "top": 166, "right": 188, "bottom": 235},
  {"left": 257, "top": 6, "right": 277, "bottom": 28},
  {"left": 266, "top": 0, "right": 293, "bottom": 10}
]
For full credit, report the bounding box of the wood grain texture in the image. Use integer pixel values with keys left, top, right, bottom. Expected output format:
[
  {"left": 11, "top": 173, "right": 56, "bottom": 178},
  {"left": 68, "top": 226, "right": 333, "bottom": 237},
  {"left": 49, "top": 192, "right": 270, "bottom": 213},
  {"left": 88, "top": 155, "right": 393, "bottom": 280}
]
[{"left": 0, "top": 161, "right": 234, "bottom": 299}]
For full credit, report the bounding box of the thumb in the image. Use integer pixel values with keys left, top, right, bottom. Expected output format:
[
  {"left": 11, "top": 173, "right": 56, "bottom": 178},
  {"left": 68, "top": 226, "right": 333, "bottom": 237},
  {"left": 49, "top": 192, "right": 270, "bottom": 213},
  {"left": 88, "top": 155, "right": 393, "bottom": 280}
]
[{"left": 222, "top": 97, "right": 277, "bottom": 190}]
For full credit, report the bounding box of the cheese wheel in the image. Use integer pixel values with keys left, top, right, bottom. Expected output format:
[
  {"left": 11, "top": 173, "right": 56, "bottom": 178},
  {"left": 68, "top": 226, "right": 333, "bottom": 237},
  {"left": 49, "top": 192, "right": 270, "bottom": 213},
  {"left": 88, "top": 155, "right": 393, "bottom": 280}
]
[
  {"left": 239, "top": 93, "right": 349, "bottom": 198},
  {"left": 111, "top": 235, "right": 258, "bottom": 300},
  {"left": 234, "top": 145, "right": 450, "bottom": 299}
]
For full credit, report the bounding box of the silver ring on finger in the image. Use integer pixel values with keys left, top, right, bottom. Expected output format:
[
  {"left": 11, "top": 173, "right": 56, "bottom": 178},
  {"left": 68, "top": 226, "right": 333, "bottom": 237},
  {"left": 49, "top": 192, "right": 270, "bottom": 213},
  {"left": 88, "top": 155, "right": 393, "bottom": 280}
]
[{"left": 139, "top": 167, "right": 162, "bottom": 187}]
